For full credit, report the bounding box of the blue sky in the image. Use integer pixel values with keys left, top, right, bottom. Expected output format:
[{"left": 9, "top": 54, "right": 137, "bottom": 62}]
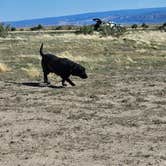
[{"left": 0, "top": 0, "right": 166, "bottom": 21}]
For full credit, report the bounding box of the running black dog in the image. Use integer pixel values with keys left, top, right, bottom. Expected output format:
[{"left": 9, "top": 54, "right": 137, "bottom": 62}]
[{"left": 39, "top": 43, "right": 88, "bottom": 86}]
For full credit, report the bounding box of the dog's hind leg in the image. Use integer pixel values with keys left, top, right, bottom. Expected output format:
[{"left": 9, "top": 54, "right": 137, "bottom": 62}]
[
  {"left": 44, "top": 72, "right": 50, "bottom": 84},
  {"left": 66, "top": 78, "right": 75, "bottom": 86}
]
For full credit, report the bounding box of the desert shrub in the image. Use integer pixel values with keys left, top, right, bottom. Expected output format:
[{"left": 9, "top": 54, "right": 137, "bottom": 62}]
[
  {"left": 76, "top": 25, "right": 94, "bottom": 35},
  {"left": 11, "top": 27, "right": 16, "bottom": 31},
  {"left": 159, "top": 23, "right": 166, "bottom": 32},
  {"left": 158, "top": 26, "right": 163, "bottom": 31},
  {"left": 162, "top": 22, "right": 166, "bottom": 27},
  {"left": 64, "top": 25, "right": 74, "bottom": 30},
  {"left": 62, "top": 25, "right": 71, "bottom": 30},
  {"left": 55, "top": 25, "right": 73, "bottom": 30},
  {"left": 141, "top": 23, "right": 149, "bottom": 29},
  {"left": 55, "top": 26, "right": 63, "bottom": 30},
  {"left": 54, "top": 25, "right": 80, "bottom": 31},
  {"left": 99, "top": 25, "right": 113, "bottom": 36},
  {"left": 30, "top": 24, "right": 44, "bottom": 31},
  {"left": 76, "top": 24, "right": 126, "bottom": 37},
  {"left": 158, "top": 26, "right": 166, "bottom": 32},
  {"left": 0, "top": 23, "right": 10, "bottom": 37},
  {"left": 99, "top": 24, "right": 126, "bottom": 37},
  {"left": 131, "top": 24, "right": 138, "bottom": 29}
]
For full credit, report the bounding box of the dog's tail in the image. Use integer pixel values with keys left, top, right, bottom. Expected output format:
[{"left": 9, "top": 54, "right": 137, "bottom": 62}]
[{"left": 40, "top": 43, "right": 44, "bottom": 56}]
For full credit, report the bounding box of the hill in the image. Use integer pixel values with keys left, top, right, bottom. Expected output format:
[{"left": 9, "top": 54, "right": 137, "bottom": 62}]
[{"left": 5, "top": 7, "right": 166, "bottom": 27}]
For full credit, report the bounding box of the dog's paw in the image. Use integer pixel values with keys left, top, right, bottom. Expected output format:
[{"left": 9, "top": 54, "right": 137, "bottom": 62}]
[{"left": 62, "top": 83, "right": 67, "bottom": 87}]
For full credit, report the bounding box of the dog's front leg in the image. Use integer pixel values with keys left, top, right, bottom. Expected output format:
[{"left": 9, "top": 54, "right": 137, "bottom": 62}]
[
  {"left": 62, "top": 79, "right": 67, "bottom": 86},
  {"left": 66, "top": 78, "right": 75, "bottom": 86}
]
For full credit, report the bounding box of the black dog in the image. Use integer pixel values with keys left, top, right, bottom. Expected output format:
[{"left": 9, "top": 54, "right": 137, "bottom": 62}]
[{"left": 39, "top": 43, "right": 88, "bottom": 86}]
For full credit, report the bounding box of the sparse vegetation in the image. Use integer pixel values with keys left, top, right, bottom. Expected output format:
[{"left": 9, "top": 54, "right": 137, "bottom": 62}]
[
  {"left": 21, "top": 66, "right": 40, "bottom": 78},
  {"left": 54, "top": 25, "right": 77, "bottom": 30},
  {"left": 141, "top": 23, "right": 149, "bottom": 29},
  {"left": 0, "top": 23, "right": 10, "bottom": 37},
  {"left": 76, "top": 24, "right": 126, "bottom": 37},
  {"left": 76, "top": 25, "right": 94, "bottom": 35},
  {"left": 159, "top": 22, "right": 166, "bottom": 31},
  {"left": 54, "top": 26, "right": 63, "bottom": 30},
  {"left": 30, "top": 24, "right": 44, "bottom": 31},
  {"left": 163, "top": 22, "right": 166, "bottom": 27},
  {"left": 99, "top": 24, "right": 126, "bottom": 37},
  {"left": 10, "top": 27, "right": 16, "bottom": 31},
  {"left": 131, "top": 24, "right": 138, "bottom": 29},
  {"left": 0, "top": 28, "right": 166, "bottom": 166}
]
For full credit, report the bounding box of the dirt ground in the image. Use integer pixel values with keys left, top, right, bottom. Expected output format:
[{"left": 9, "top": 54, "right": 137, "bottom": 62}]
[{"left": 0, "top": 31, "right": 166, "bottom": 166}]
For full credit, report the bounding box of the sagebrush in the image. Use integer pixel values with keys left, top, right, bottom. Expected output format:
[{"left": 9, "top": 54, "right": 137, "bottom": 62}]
[{"left": 0, "top": 23, "right": 10, "bottom": 38}]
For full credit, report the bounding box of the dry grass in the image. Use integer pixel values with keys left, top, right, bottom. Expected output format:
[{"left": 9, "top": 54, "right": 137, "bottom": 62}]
[
  {"left": 1, "top": 30, "right": 166, "bottom": 166},
  {"left": 58, "top": 51, "right": 105, "bottom": 62},
  {"left": 0, "top": 63, "right": 11, "bottom": 73},
  {"left": 21, "top": 66, "right": 40, "bottom": 78},
  {"left": 124, "top": 30, "right": 166, "bottom": 45}
]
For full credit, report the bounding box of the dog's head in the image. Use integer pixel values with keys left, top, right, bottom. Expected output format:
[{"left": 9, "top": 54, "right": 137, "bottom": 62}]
[{"left": 71, "top": 64, "right": 88, "bottom": 79}]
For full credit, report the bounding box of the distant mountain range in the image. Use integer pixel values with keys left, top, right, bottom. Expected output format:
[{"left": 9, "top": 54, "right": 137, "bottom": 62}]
[{"left": 5, "top": 7, "right": 166, "bottom": 28}]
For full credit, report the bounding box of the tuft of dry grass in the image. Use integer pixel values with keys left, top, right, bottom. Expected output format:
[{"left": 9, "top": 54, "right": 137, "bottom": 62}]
[
  {"left": 21, "top": 67, "right": 40, "bottom": 78},
  {"left": 0, "top": 63, "right": 11, "bottom": 73}
]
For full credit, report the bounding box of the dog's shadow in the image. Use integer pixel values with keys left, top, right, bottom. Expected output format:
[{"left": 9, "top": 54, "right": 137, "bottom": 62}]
[
  {"left": 22, "top": 82, "right": 64, "bottom": 89},
  {"left": 8, "top": 81, "right": 64, "bottom": 89}
]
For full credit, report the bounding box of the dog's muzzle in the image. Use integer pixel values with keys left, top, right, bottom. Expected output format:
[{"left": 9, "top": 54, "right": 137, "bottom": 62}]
[{"left": 81, "top": 74, "right": 88, "bottom": 79}]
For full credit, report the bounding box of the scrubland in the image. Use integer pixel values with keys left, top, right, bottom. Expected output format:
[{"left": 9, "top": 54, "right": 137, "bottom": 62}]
[{"left": 0, "top": 30, "right": 166, "bottom": 166}]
